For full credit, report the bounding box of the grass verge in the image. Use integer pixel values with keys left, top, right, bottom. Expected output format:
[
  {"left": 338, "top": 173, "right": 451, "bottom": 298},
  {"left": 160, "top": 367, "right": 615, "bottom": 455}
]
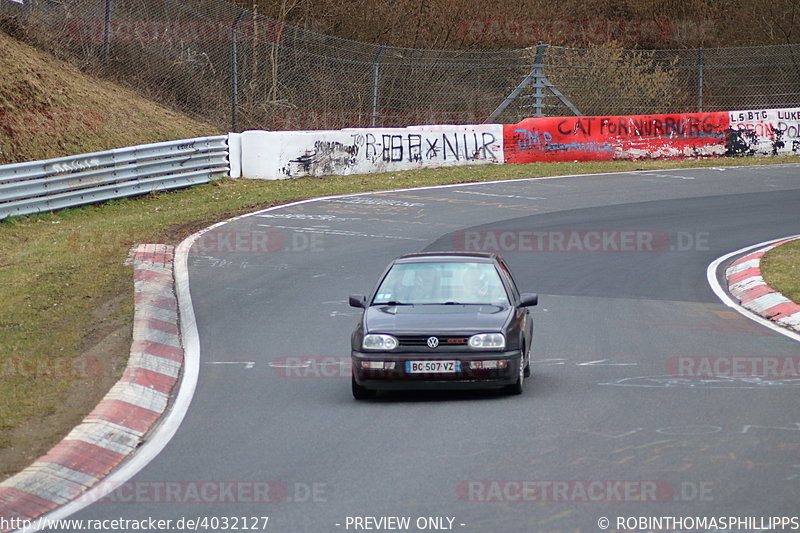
[
  {"left": 2, "top": 154, "right": 800, "bottom": 479},
  {"left": 761, "top": 239, "right": 800, "bottom": 305}
]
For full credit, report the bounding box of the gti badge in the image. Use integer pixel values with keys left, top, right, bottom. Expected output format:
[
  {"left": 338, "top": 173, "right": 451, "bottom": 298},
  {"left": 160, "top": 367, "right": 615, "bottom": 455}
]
[{"left": 427, "top": 336, "right": 439, "bottom": 348}]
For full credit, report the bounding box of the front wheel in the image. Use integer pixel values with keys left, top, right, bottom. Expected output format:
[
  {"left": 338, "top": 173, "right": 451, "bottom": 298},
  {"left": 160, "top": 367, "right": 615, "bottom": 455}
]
[
  {"left": 505, "top": 357, "right": 524, "bottom": 395},
  {"left": 523, "top": 341, "right": 531, "bottom": 377},
  {"left": 352, "top": 375, "right": 377, "bottom": 400}
]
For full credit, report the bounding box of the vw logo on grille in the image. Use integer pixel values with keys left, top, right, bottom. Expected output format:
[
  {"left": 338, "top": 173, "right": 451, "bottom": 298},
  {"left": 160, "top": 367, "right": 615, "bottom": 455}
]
[{"left": 426, "top": 336, "right": 439, "bottom": 348}]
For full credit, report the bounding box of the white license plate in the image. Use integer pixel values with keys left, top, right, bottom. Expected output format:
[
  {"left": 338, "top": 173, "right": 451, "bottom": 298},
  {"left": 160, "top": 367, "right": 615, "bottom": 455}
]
[{"left": 405, "top": 360, "right": 461, "bottom": 373}]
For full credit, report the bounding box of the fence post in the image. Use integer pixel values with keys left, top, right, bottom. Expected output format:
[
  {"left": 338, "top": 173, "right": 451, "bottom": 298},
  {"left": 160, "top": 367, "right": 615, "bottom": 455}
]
[
  {"left": 371, "top": 46, "right": 386, "bottom": 128},
  {"left": 697, "top": 47, "right": 704, "bottom": 112},
  {"left": 102, "top": 0, "right": 112, "bottom": 62},
  {"left": 231, "top": 10, "right": 246, "bottom": 132},
  {"left": 532, "top": 42, "right": 546, "bottom": 117},
  {"left": 484, "top": 43, "right": 548, "bottom": 123}
]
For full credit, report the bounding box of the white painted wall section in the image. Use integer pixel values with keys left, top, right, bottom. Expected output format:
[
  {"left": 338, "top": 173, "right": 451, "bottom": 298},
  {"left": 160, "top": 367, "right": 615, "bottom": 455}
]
[{"left": 239, "top": 125, "right": 504, "bottom": 179}]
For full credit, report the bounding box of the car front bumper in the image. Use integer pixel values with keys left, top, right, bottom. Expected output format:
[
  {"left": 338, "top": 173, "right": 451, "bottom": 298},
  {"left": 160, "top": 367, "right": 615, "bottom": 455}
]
[{"left": 351, "top": 350, "right": 523, "bottom": 391}]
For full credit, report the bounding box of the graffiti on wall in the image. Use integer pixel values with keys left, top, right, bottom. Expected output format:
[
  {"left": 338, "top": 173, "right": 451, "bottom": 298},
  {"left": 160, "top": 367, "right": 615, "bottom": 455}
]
[
  {"left": 287, "top": 140, "right": 360, "bottom": 176},
  {"left": 273, "top": 126, "right": 503, "bottom": 178},
  {"left": 504, "top": 112, "right": 730, "bottom": 163},
  {"left": 504, "top": 108, "right": 800, "bottom": 164},
  {"left": 727, "top": 108, "right": 800, "bottom": 156},
  {"left": 358, "top": 131, "right": 500, "bottom": 164}
]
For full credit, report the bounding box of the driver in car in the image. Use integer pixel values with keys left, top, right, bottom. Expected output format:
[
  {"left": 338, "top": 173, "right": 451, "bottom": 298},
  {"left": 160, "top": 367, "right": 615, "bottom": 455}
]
[{"left": 460, "top": 267, "right": 506, "bottom": 304}]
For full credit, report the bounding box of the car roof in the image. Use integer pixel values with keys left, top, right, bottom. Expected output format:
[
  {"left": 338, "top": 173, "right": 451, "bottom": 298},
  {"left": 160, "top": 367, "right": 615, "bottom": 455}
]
[{"left": 393, "top": 252, "right": 499, "bottom": 264}]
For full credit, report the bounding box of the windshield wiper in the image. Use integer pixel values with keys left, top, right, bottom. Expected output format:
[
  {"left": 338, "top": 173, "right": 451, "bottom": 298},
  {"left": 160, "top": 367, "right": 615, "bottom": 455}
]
[
  {"left": 440, "top": 301, "right": 496, "bottom": 305},
  {"left": 372, "top": 300, "right": 413, "bottom": 306}
]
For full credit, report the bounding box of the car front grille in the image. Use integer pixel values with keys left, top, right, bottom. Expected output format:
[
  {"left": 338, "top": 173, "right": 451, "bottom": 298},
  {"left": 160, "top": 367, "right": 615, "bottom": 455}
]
[{"left": 396, "top": 335, "right": 469, "bottom": 347}]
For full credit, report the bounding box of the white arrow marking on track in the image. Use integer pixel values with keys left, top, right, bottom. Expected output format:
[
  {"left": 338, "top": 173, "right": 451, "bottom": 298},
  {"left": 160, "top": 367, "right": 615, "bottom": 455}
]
[
  {"left": 205, "top": 361, "right": 255, "bottom": 369},
  {"left": 576, "top": 359, "right": 638, "bottom": 366}
]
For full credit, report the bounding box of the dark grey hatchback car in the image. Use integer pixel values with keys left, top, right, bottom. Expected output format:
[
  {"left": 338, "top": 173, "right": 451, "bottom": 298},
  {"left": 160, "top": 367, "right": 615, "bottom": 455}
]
[{"left": 349, "top": 252, "right": 537, "bottom": 399}]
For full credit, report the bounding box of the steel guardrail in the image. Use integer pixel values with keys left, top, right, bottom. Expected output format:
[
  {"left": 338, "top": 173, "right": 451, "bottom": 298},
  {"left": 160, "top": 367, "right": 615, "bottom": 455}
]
[{"left": 0, "top": 136, "right": 229, "bottom": 219}]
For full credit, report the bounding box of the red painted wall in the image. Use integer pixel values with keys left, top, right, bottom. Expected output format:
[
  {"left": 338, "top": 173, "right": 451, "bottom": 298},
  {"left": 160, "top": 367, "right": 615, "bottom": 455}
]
[{"left": 504, "top": 112, "right": 731, "bottom": 163}]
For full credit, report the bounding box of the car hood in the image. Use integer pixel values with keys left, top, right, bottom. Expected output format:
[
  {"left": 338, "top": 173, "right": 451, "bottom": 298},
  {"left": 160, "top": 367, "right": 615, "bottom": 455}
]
[{"left": 364, "top": 304, "right": 511, "bottom": 334}]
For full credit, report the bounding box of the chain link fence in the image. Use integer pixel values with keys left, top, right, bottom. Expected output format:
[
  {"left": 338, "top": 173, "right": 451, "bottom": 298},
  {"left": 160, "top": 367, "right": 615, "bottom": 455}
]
[{"left": 2, "top": 0, "right": 799, "bottom": 132}]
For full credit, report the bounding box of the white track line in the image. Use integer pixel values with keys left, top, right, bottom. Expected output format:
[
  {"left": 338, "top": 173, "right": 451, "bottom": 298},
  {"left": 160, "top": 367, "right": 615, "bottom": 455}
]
[{"left": 707, "top": 235, "right": 800, "bottom": 343}]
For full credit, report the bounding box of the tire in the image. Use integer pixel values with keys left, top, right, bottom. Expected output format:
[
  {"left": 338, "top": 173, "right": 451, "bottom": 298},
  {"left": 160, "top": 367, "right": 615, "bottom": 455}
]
[
  {"left": 523, "top": 346, "right": 531, "bottom": 378},
  {"left": 505, "top": 357, "right": 524, "bottom": 395},
  {"left": 352, "top": 375, "right": 376, "bottom": 400}
]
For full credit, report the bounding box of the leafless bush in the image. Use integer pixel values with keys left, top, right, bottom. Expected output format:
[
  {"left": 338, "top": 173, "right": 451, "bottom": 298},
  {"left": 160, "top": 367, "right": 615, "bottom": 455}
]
[{"left": 543, "top": 43, "right": 688, "bottom": 116}]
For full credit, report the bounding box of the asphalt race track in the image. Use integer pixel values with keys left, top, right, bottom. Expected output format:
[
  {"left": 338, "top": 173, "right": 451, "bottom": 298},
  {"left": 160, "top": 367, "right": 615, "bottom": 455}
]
[{"left": 72, "top": 164, "right": 800, "bottom": 533}]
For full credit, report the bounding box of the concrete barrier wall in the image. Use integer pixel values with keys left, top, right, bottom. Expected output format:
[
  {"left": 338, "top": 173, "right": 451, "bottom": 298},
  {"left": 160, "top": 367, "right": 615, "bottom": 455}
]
[
  {"left": 239, "top": 125, "right": 504, "bottom": 179},
  {"left": 234, "top": 107, "right": 799, "bottom": 179}
]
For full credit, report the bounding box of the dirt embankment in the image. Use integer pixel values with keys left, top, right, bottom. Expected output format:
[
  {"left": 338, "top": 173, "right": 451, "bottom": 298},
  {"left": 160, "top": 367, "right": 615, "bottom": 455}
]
[{"left": 0, "top": 28, "right": 218, "bottom": 165}]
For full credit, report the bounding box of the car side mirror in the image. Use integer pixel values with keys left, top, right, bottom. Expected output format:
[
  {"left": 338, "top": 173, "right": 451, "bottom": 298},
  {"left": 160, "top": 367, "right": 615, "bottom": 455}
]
[
  {"left": 519, "top": 293, "right": 538, "bottom": 307},
  {"left": 349, "top": 294, "right": 367, "bottom": 308}
]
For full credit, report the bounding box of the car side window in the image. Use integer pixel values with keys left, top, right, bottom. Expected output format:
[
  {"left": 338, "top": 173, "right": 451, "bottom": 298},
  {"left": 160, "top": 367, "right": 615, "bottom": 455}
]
[{"left": 497, "top": 259, "right": 520, "bottom": 302}]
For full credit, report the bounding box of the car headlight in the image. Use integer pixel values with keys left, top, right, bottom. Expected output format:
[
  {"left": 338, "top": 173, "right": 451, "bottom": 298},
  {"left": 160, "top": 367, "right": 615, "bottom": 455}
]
[
  {"left": 362, "top": 334, "right": 399, "bottom": 351},
  {"left": 468, "top": 333, "right": 505, "bottom": 349}
]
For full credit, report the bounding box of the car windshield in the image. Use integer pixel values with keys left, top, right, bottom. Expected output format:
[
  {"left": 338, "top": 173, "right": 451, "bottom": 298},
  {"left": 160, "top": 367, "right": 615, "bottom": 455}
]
[{"left": 372, "top": 261, "right": 509, "bottom": 306}]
